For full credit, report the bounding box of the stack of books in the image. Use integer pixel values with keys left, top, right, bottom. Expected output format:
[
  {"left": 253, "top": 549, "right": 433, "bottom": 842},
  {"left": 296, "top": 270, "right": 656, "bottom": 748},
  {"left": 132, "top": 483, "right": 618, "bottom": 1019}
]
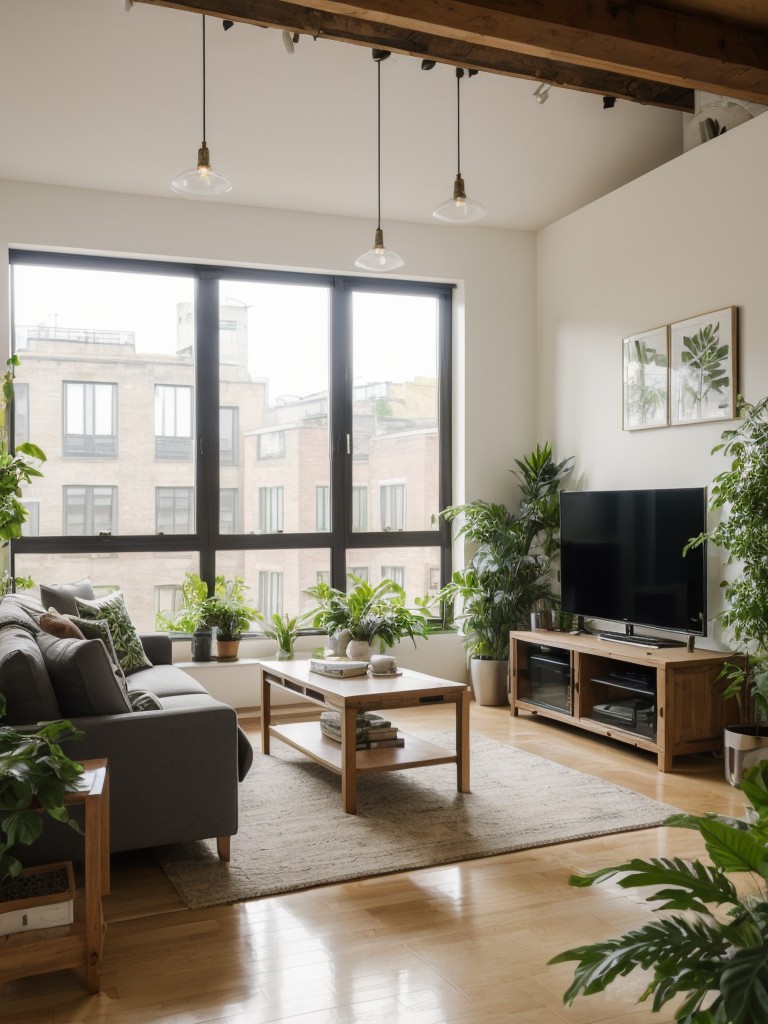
[{"left": 319, "top": 710, "right": 404, "bottom": 750}]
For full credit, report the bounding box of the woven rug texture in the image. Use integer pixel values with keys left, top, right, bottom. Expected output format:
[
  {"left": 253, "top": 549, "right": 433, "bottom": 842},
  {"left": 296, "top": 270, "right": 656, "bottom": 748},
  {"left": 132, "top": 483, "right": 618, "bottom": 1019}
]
[{"left": 156, "top": 732, "right": 677, "bottom": 909}]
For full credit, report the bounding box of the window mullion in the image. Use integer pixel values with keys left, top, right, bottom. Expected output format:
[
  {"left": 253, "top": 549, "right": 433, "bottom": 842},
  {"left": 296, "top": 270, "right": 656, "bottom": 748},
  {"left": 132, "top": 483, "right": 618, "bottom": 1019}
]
[
  {"left": 329, "top": 279, "right": 352, "bottom": 590},
  {"left": 196, "top": 274, "right": 219, "bottom": 587}
]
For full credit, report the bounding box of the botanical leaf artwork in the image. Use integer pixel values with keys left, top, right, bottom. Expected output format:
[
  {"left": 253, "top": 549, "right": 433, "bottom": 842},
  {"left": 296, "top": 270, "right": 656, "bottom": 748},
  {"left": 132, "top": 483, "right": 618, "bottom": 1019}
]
[{"left": 678, "top": 321, "right": 730, "bottom": 419}]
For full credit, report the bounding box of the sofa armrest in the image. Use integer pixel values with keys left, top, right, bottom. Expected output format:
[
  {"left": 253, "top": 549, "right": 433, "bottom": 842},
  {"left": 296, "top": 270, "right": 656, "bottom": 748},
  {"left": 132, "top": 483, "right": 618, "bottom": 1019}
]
[
  {"left": 139, "top": 632, "right": 172, "bottom": 665},
  {"left": 28, "top": 702, "right": 245, "bottom": 860}
]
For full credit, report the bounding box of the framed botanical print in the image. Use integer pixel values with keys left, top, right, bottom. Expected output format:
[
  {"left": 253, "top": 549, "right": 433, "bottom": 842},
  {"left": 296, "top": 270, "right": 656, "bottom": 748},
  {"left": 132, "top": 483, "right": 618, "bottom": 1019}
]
[
  {"left": 669, "top": 307, "right": 737, "bottom": 425},
  {"left": 622, "top": 325, "right": 669, "bottom": 430}
]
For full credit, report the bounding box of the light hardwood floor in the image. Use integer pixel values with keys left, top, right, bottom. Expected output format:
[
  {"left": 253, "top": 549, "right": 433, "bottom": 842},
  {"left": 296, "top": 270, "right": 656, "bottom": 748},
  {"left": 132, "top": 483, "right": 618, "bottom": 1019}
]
[{"left": 2, "top": 703, "right": 747, "bottom": 1024}]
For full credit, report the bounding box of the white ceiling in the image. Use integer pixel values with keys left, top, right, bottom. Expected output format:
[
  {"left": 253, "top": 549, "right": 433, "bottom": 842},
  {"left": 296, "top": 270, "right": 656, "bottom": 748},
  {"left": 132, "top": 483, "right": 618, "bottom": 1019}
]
[{"left": 1, "top": 0, "right": 691, "bottom": 231}]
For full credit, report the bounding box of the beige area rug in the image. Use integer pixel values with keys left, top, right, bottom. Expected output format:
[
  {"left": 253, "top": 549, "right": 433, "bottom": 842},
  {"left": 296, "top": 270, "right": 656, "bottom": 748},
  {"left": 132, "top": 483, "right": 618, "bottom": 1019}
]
[{"left": 156, "top": 732, "right": 677, "bottom": 909}]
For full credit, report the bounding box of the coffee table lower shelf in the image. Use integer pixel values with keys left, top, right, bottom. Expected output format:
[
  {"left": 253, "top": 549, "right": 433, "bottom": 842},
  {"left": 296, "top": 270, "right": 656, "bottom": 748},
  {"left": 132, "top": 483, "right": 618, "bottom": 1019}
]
[{"left": 269, "top": 721, "right": 458, "bottom": 775}]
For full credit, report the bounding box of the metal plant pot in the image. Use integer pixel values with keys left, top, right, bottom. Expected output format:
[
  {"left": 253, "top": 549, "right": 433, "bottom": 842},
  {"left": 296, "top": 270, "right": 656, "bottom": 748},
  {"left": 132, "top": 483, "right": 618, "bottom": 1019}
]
[{"left": 723, "top": 724, "right": 768, "bottom": 786}]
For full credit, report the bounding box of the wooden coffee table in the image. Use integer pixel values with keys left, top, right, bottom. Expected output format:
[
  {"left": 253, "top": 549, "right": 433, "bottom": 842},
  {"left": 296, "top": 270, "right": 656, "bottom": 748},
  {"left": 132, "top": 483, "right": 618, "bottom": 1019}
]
[{"left": 259, "top": 660, "right": 471, "bottom": 814}]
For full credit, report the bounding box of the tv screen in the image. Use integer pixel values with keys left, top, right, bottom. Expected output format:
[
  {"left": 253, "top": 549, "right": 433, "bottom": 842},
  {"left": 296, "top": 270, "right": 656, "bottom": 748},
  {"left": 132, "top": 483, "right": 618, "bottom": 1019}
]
[{"left": 559, "top": 487, "right": 707, "bottom": 637}]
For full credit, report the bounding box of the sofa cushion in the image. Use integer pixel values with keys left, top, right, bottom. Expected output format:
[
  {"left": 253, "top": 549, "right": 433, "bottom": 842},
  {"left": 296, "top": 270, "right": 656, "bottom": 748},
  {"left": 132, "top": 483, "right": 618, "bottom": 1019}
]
[
  {"left": 0, "top": 626, "right": 60, "bottom": 724},
  {"left": 38, "top": 632, "right": 132, "bottom": 717},
  {"left": 127, "top": 663, "right": 209, "bottom": 699},
  {"left": 68, "top": 616, "right": 128, "bottom": 693},
  {"left": 39, "top": 609, "right": 85, "bottom": 640},
  {"left": 75, "top": 591, "right": 152, "bottom": 675},
  {"left": 39, "top": 578, "right": 95, "bottom": 616}
]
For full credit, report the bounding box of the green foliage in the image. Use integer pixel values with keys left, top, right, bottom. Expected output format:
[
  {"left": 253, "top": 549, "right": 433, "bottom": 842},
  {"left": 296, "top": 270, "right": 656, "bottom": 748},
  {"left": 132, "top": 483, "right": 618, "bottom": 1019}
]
[
  {"left": 680, "top": 322, "right": 731, "bottom": 420},
  {"left": 626, "top": 338, "right": 668, "bottom": 425},
  {"left": 0, "top": 693, "right": 85, "bottom": 884},
  {"left": 685, "top": 395, "right": 768, "bottom": 720},
  {"left": 156, "top": 572, "right": 257, "bottom": 638},
  {"left": 550, "top": 760, "right": 768, "bottom": 1023},
  {"left": 261, "top": 609, "right": 317, "bottom": 656},
  {"left": 438, "top": 442, "right": 573, "bottom": 661},
  {"left": 306, "top": 574, "right": 430, "bottom": 649}
]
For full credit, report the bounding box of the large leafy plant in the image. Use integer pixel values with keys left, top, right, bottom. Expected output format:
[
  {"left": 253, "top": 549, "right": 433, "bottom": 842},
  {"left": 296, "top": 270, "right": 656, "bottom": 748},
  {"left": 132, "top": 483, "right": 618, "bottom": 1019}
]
[
  {"left": 685, "top": 395, "right": 768, "bottom": 722},
  {"left": 438, "top": 442, "right": 573, "bottom": 662},
  {"left": 551, "top": 760, "right": 768, "bottom": 1023},
  {"left": 0, "top": 694, "right": 85, "bottom": 883},
  {"left": 156, "top": 572, "right": 257, "bottom": 638},
  {"left": 306, "top": 574, "right": 430, "bottom": 649}
]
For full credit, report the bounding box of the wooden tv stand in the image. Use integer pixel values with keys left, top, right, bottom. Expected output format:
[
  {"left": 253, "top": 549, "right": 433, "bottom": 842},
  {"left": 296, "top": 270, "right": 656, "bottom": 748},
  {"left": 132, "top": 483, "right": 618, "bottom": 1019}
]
[{"left": 509, "top": 630, "right": 740, "bottom": 771}]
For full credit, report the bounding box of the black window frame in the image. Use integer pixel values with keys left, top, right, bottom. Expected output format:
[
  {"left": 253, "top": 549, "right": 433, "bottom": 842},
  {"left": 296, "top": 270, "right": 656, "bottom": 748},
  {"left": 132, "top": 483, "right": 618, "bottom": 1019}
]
[{"left": 10, "top": 250, "right": 453, "bottom": 599}]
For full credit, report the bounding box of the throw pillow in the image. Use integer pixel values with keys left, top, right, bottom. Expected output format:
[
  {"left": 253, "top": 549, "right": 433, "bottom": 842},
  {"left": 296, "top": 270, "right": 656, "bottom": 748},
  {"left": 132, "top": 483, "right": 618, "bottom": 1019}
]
[
  {"left": 128, "top": 689, "right": 163, "bottom": 712},
  {"left": 37, "top": 632, "right": 132, "bottom": 717},
  {"left": 68, "top": 615, "right": 129, "bottom": 695},
  {"left": 74, "top": 591, "right": 152, "bottom": 675},
  {"left": 39, "top": 609, "right": 86, "bottom": 641},
  {"left": 39, "top": 578, "right": 96, "bottom": 616}
]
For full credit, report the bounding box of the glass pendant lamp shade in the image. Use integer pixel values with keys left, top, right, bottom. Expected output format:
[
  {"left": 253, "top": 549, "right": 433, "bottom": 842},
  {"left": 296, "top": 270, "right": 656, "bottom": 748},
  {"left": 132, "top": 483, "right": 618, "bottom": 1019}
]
[
  {"left": 355, "top": 53, "right": 404, "bottom": 272},
  {"left": 355, "top": 227, "right": 405, "bottom": 271},
  {"left": 171, "top": 143, "right": 232, "bottom": 196},
  {"left": 433, "top": 69, "right": 486, "bottom": 224},
  {"left": 171, "top": 17, "right": 232, "bottom": 197}
]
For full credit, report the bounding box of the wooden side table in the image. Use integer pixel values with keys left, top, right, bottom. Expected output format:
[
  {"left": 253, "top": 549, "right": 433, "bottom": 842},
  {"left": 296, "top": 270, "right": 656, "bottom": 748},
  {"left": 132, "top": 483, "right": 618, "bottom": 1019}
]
[{"left": 0, "top": 758, "right": 110, "bottom": 993}]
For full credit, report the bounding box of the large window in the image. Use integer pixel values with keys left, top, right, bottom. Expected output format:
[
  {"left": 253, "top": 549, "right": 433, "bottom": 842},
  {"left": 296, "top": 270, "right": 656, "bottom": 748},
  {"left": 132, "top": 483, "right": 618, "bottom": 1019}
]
[
  {"left": 64, "top": 381, "right": 117, "bottom": 458},
  {"left": 11, "top": 253, "right": 452, "bottom": 625}
]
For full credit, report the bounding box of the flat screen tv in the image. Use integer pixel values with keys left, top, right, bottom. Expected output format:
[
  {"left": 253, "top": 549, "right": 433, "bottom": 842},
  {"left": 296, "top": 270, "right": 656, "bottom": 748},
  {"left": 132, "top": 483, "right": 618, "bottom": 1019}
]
[{"left": 559, "top": 487, "right": 707, "bottom": 641}]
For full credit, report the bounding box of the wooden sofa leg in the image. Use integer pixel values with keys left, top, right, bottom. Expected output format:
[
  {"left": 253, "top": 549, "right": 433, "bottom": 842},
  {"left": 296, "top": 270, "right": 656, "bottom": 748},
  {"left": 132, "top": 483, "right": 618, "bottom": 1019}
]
[{"left": 217, "top": 836, "right": 231, "bottom": 862}]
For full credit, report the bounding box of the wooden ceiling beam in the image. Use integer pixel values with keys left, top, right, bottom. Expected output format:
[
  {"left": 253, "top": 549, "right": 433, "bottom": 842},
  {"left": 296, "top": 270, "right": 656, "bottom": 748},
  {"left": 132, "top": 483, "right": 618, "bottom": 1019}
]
[{"left": 135, "top": 0, "right": 768, "bottom": 107}]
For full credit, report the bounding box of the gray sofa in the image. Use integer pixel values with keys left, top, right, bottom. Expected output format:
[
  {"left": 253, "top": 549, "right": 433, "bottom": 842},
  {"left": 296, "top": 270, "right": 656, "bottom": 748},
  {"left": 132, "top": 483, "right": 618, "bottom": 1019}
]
[{"left": 0, "top": 590, "right": 252, "bottom": 866}]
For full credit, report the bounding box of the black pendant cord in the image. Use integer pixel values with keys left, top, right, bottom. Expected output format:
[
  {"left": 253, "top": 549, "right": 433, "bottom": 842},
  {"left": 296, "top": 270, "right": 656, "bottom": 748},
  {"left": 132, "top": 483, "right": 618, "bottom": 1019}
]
[
  {"left": 376, "top": 58, "right": 382, "bottom": 232},
  {"left": 201, "top": 15, "right": 207, "bottom": 143},
  {"left": 456, "top": 67, "right": 464, "bottom": 176}
]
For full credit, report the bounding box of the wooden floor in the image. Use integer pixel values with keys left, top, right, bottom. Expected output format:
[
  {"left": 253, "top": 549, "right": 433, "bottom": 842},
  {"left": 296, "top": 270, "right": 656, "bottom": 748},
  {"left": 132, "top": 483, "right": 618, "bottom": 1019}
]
[{"left": 2, "top": 703, "right": 747, "bottom": 1024}]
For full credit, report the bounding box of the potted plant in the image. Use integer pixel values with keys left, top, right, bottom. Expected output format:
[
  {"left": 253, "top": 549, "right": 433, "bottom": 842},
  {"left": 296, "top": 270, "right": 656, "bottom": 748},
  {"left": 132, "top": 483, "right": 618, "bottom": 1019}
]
[
  {"left": 438, "top": 442, "right": 573, "bottom": 705},
  {"left": 156, "top": 571, "right": 215, "bottom": 661},
  {"left": 306, "top": 574, "right": 430, "bottom": 661},
  {"left": 685, "top": 394, "right": 768, "bottom": 783},
  {"left": 0, "top": 693, "right": 85, "bottom": 886},
  {"left": 550, "top": 758, "right": 768, "bottom": 1023},
  {"left": 202, "top": 577, "right": 258, "bottom": 661},
  {"left": 260, "top": 609, "right": 317, "bottom": 660}
]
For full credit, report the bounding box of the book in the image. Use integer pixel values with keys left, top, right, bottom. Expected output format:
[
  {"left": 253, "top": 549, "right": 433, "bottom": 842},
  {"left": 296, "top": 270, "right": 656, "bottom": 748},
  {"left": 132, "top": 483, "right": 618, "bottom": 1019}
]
[
  {"left": 310, "top": 658, "right": 369, "bottom": 678},
  {"left": 320, "top": 710, "right": 392, "bottom": 729},
  {"left": 321, "top": 724, "right": 400, "bottom": 742}
]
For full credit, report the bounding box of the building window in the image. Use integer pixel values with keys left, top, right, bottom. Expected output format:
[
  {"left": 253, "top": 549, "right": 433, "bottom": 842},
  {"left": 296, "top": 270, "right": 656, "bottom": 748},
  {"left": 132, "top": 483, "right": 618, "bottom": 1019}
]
[
  {"left": 220, "top": 406, "right": 239, "bottom": 465},
  {"left": 156, "top": 487, "right": 194, "bottom": 534},
  {"left": 380, "top": 483, "right": 406, "bottom": 532},
  {"left": 63, "top": 381, "right": 118, "bottom": 458},
  {"left": 63, "top": 486, "right": 117, "bottom": 536},
  {"left": 352, "top": 486, "right": 368, "bottom": 532},
  {"left": 348, "top": 567, "right": 369, "bottom": 583},
  {"left": 155, "top": 384, "right": 193, "bottom": 460},
  {"left": 316, "top": 570, "right": 331, "bottom": 586},
  {"left": 428, "top": 566, "right": 441, "bottom": 594},
  {"left": 316, "top": 485, "right": 330, "bottom": 532},
  {"left": 14, "top": 382, "right": 29, "bottom": 446},
  {"left": 219, "top": 320, "right": 238, "bottom": 365},
  {"left": 257, "top": 431, "right": 285, "bottom": 459},
  {"left": 21, "top": 500, "right": 39, "bottom": 537},
  {"left": 259, "top": 486, "right": 284, "bottom": 533},
  {"left": 155, "top": 584, "right": 183, "bottom": 618},
  {"left": 220, "top": 488, "right": 239, "bottom": 534},
  {"left": 258, "top": 571, "right": 283, "bottom": 620},
  {"left": 381, "top": 566, "right": 405, "bottom": 587}
]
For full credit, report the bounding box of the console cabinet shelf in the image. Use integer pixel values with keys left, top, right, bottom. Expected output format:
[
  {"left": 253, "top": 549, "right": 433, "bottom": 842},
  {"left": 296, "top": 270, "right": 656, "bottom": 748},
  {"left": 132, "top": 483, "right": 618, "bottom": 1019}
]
[{"left": 510, "top": 631, "right": 740, "bottom": 771}]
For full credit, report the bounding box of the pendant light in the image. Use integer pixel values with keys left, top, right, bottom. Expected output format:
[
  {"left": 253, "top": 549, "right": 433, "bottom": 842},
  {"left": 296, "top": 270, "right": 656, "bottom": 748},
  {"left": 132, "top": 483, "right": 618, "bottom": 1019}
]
[
  {"left": 355, "top": 52, "right": 404, "bottom": 272},
  {"left": 171, "top": 15, "right": 232, "bottom": 197},
  {"left": 433, "top": 68, "right": 486, "bottom": 223}
]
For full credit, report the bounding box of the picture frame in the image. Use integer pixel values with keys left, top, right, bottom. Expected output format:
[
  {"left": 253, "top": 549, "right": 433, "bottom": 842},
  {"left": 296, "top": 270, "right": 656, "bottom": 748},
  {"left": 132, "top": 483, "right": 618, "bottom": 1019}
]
[
  {"left": 669, "top": 307, "right": 737, "bottom": 426},
  {"left": 622, "top": 325, "right": 669, "bottom": 430}
]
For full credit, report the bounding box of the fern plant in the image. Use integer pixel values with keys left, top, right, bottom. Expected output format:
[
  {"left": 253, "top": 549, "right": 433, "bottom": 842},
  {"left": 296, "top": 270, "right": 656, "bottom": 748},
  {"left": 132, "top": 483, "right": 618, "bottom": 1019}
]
[{"left": 550, "top": 760, "right": 768, "bottom": 1022}]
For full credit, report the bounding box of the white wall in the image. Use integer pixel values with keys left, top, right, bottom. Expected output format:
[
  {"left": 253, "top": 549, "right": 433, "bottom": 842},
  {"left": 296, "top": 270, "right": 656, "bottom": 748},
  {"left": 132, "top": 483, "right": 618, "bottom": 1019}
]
[{"left": 537, "top": 111, "right": 768, "bottom": 645}]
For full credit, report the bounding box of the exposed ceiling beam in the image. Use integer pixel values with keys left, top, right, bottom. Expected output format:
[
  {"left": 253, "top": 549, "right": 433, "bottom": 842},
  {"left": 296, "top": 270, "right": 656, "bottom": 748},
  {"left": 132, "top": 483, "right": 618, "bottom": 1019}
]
[{"left": 134, "top": 1, "right": 768, "bottom": 109}]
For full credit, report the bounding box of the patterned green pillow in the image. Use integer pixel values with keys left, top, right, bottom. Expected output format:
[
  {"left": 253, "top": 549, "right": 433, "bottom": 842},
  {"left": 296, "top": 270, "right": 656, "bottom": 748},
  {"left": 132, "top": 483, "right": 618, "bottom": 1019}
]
[
  {"left": 128, "top": 689, "right": 163, "bottom": 712},
  {"left": 68, "top": 615, "right": 129, "bottom": 696},
  {"left": 74, "top": 591, "right": 152, "bottom": 675}
]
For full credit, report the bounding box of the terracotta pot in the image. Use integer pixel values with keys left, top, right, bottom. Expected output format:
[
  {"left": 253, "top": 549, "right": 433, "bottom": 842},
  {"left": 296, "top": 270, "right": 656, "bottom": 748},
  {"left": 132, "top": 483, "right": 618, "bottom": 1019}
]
[{"left": 216, "top": 638, "right": 241, "bottom": 661}]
